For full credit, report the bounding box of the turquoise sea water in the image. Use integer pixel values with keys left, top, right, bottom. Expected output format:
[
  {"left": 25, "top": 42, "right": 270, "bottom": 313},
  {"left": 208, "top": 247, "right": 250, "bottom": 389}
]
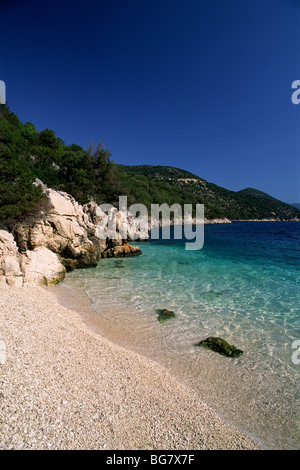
[{"left": 60, "top": 222, "right": 300, "bottom": 449}]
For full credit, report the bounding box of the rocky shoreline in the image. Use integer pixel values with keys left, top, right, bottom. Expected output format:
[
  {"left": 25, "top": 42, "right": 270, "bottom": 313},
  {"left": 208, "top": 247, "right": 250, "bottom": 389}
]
[
  {"left": 0, "top": 180, "right": 232, "bottom": 288},
  {"left": 0, "top": 182, "right": 265, "bottom": 450},
  {"left": 1, "top": 180, "right": 298, "bottom": 288},
  {"left": 0, "top": 182, "right": 142, "bottom": 288}
]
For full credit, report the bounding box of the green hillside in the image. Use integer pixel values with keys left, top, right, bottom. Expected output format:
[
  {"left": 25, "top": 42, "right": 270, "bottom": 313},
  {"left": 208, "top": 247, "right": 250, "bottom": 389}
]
[
  {"left": 116, "top": 165, "right": 300, "bottom": 221},
  {"left": 237, "top": 187, "right": 280, "bottom": 200},
  {"left": 0, "top": 104, "right": 119, "bottom": 225},
  {"left": 0, "top": 104, "right": 299, "bottom": 225}
]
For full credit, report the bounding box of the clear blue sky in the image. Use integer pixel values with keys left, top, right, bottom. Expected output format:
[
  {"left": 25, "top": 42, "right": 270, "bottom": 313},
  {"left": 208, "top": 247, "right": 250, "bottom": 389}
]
[{"left": 1, "top": 0, "right": 299, "bottom": 203}]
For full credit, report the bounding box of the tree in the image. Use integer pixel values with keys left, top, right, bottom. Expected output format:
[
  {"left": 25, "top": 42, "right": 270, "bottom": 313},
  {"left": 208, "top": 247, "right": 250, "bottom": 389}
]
[
  {"left": 87, "top": 141, "right": 118, "bottom": 203},
  {"left": 21, "top": 122, "right": 38, "bottom": 143},
  {"left": 58, "top": 146, "right": 95, "bottom": 203},
  {"left": 0, "top": 144, "right": 44, "bottom": 224},
  {"left": 38, "top": 128, "right": 60, "bottom": 150}
]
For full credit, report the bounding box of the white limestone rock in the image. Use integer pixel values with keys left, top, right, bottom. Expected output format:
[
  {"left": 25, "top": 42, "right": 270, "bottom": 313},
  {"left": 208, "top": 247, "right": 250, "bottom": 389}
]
[{"left": 22, "top": 246, "right": 66, "bottom": 286}]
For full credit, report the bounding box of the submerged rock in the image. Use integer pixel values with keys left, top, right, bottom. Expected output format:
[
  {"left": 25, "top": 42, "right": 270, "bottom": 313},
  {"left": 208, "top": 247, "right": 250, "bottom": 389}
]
[
  {"left": 196, "top": 337, "right": 243, "bottom": 358},
  {"left": 156, "top": 308, "right": 177, "bottom": 324}
]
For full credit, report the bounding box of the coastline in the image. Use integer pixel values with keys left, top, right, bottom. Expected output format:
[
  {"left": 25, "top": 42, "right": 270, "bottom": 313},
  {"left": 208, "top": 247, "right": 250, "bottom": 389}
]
[
  {"left": 51, "top": 221, "right": 300, "bottom": 451},
  {"left": 0, "top": 285, "right": 261, "bottom": 450}
]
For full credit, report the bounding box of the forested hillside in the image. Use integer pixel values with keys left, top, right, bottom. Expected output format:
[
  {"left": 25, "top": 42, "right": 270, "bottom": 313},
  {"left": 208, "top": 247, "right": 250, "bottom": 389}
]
[
  {"left": 117, "top": 165, "right": 300, "bottom": 221},
  {"left": 1, "top": 104, "right": 299, "bottom": 225}
]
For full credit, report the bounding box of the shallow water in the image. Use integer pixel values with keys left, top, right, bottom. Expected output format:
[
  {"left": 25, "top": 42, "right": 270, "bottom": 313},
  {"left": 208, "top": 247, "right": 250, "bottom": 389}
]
[{"left": 57, "top": 222, "right": 300, "bottom": 449}]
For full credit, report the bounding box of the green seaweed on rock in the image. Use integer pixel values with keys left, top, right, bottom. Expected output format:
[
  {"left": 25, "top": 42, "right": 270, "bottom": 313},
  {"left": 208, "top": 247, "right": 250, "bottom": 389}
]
[
  {"left": 156, "top": 308, "right": 178, "bottom": 324},
  {"left": 196, "top": 337, "right": 243, "bottom": 358}
]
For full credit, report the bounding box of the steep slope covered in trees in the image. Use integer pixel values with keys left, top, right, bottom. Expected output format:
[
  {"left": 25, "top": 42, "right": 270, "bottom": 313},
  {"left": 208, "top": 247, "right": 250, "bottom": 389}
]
[
  {"left": 117, "top": 165, "right": 300, "bottom": 221},
  {"left": 1, "top": 105, "right": 299, "bottom": 225}
]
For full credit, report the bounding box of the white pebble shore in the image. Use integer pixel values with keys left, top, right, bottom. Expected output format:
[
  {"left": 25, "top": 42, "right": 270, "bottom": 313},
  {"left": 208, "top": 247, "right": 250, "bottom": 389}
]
[{"left": 0, "top": 286, "right": 260, "bottom": 450}]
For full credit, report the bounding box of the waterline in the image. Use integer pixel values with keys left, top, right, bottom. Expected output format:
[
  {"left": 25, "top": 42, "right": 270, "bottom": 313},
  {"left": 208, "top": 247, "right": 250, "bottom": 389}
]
[{"left": 58, "top": 222, "right": 300, "bottom": 449}]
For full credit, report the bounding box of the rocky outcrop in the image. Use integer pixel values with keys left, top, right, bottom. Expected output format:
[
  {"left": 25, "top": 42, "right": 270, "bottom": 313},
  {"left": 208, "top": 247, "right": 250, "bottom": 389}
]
[
  {"left": 12, "top": 188, "right": 104, "bottom": 269},
  {"left": 21, "top": 246, "right": 66, "bottom": 286},
  {"left": 0, "top": 231, "right": 23, "bottom": 287},
  {"left": 204, "top": 218, "right": 231, "bottom": 224},
  {"left": 101, "top": 241, "right": 142, "bottom": 258},
  {"left": 0, "top": 182, "right": 142, "bottom": 287},
  {"left": 0, "top": 231, "right": 65, "bottom": 287}
]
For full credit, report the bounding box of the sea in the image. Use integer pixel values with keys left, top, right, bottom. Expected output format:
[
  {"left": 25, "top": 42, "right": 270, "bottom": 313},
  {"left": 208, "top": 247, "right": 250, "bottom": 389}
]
[{"left": 56, "top": 221, "right": 300, "bottom": 450}]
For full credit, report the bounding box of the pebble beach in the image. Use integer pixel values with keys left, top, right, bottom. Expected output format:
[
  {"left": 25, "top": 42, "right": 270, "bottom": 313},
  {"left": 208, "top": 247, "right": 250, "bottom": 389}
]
[{"left": 0, "top": 286, "right": 260, "bottom": 450}]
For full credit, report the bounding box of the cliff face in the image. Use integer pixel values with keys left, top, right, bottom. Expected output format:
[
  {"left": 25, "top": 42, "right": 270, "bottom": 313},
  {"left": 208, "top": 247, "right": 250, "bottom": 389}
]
[{"left": 0, "top": 183, "right": 142, "bottom": 287}]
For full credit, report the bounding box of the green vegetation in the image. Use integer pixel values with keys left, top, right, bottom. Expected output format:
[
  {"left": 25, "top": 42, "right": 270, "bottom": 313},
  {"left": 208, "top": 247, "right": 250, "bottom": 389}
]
[
  {"left": 0, "top": 107, "right": 45, "bottom": 224},
  {"left": 156, "top": 309, "right": 178, "bottom": 324},
  {"left": 0, "top": 105, "right": 119, "bottom": 224},
  {"left": 1, "top": 104, "right": 299, "bottom": 225},
  {"left": 117, "top": 165, "right": 300, "bottom": 221},
  {"left": 196, "top": 337, "right": 243, "bottom": 358}
]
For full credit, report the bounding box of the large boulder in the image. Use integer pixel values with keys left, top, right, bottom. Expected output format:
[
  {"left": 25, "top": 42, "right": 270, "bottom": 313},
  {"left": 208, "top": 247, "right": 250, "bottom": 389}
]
[
  {"left": 0, "top": 231, "right": 66, "bottom": 287},
  {"left": 13, "top": 217, "right": 99, "bottom": 271},
  {"left": 22, "top": 246, "right": 66, "bottom": 286}
]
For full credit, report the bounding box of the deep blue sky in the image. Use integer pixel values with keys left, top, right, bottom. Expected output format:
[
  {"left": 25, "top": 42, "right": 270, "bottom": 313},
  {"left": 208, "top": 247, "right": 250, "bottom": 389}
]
[{"left": 1, "top": 0, "right": 299, "bottom": 203}]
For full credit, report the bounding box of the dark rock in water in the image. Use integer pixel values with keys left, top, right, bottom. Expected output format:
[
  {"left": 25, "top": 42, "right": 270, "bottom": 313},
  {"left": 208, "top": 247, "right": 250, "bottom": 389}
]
[
  {"left": 196, "top": 337, "right": 243, "bottom": 358},
  {"left": 102, "top": 243, "right": 142, "bottom": 258},
  {"left": 115, "top": 261, "right": 125, "bottom": 268},
  {"left": 156, "top": 308, "right": 177, "bottom": 323}
]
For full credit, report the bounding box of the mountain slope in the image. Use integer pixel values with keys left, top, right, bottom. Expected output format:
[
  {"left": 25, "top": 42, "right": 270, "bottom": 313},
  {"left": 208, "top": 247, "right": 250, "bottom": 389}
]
[
  {"left": 237, "top": 187, "right": 280, "bottom": 201},
  {"left": 1, "top": 104, "right": 299, "bottom": 224},
  {"left": 116, "top": 165, "right": 300, "bottom": 221}
]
